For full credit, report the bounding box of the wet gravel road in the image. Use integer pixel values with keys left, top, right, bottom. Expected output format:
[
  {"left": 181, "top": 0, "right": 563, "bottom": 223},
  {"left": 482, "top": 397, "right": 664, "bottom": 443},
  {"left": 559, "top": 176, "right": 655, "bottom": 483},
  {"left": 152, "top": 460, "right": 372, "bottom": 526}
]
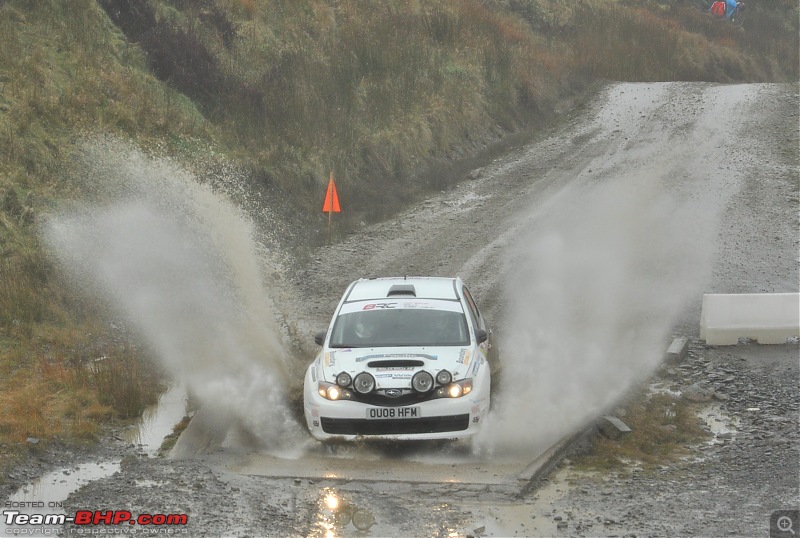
[{"left": 3, "top": 82, "right": 798, "bottom": 537}]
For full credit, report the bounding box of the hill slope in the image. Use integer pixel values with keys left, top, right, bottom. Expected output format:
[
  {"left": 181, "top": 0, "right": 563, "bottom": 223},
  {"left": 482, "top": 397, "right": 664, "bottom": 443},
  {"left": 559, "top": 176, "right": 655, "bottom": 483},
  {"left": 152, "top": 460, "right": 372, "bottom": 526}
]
[{"left": 0, "top": 0, "right": 797, "bottom": 466}]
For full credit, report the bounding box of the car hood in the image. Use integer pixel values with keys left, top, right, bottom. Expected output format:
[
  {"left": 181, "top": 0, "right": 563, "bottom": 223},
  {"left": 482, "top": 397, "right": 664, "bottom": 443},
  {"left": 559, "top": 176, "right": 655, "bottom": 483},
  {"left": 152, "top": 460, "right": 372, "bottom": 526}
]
[{"left": 320, "top": 346, "right": 477, "bottom": 389}]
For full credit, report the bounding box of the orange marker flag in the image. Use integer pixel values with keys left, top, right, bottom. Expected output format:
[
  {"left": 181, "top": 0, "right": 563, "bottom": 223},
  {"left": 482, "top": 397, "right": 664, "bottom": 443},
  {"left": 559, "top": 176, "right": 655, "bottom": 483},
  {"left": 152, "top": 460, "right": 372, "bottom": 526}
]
[{"left": 323, "top": 172, "right": 340, "bottom": 213}]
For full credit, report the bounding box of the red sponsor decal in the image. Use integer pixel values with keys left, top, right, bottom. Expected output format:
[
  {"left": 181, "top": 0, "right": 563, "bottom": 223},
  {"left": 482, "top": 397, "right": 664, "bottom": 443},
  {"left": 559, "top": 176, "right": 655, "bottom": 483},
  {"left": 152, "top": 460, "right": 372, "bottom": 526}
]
[{"left": 362, "top": 302, "right": 397, "bottom": 310}]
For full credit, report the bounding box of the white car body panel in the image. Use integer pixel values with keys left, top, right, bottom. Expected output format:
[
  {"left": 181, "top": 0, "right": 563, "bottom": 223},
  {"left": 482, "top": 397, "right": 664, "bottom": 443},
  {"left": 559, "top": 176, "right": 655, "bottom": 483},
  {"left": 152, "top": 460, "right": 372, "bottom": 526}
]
[{"left": 303, "top": 277, "right": 494, "bottom": 441}]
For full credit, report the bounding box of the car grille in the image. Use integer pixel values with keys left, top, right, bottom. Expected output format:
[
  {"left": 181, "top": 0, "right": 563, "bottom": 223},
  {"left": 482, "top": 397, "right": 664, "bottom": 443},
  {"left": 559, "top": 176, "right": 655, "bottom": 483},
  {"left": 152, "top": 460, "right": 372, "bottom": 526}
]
[
  {"left": 354, "top": 391, "right": 433, "bottom": 407},
  {"left": 320, "top": 414, "right": 470, "bottom": 436}
]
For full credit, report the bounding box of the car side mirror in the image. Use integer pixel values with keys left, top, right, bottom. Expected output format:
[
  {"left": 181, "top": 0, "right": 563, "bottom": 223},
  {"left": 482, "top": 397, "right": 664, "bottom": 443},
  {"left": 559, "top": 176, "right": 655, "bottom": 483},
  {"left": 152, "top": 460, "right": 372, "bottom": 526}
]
[
  {"left": 314, "top": 331, "right": 326, "bottom": 346},
  {"left": 475, "top": 329, "right": 488, "bottom": 344}
]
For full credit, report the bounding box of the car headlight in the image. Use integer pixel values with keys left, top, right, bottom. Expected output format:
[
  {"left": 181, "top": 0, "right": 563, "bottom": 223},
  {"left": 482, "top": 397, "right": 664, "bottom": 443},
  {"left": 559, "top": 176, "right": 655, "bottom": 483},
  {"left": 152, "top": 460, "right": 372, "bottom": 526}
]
[
  {"left": 353, "top": 372, "right": 376, "bottom": 394},
  {"left": 317, "top": 381, "right": 352, "bottom": 401},
  {"left": 336, "top": 372, "right": 352, "bottom": 388},
  {"left": 435, "top": 369, "right": 452, "bottom": 385},
  {"left": 411, "top": 371, "right": 434, "bottom": 393},
  {"left": 435, "top": 378, "right": 473, "bottom": 399}
]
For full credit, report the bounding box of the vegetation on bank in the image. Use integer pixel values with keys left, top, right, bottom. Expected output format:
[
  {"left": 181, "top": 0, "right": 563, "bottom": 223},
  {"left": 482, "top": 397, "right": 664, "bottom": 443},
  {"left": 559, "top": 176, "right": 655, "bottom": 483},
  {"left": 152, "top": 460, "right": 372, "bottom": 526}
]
[
  {"left": 0, "top": 0, "right": 796, "bottom": 468},
  {"left": 576, "top": 389, "right": 710, "bottom": 471}
]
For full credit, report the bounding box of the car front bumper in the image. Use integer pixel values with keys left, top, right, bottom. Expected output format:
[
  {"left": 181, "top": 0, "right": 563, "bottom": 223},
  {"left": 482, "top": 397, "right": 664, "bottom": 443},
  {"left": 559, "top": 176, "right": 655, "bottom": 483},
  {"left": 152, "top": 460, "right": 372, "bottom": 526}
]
[{"left": 303, "top": 366, "right": 490, "bottom": 441}]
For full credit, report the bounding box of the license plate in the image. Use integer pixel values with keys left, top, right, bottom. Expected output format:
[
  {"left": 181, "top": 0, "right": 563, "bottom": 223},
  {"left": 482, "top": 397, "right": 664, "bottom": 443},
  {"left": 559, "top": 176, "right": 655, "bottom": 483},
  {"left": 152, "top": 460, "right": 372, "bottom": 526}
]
[{"left": 366, "top": 407, "right": 421, "bottom": 420}]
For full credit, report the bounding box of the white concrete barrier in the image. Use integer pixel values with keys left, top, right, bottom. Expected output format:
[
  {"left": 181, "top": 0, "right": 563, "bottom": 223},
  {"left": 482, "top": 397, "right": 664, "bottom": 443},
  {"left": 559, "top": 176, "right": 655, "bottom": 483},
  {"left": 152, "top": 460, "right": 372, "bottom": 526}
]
[{"left": 700, "top": 293, "right": 800, "bottom": 345}]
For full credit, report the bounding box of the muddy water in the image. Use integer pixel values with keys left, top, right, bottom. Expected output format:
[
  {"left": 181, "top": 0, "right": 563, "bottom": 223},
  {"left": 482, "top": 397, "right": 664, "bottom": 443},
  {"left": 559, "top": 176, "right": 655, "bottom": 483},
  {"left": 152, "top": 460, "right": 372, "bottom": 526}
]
[
  {"left": 0, "top": 384, "right": 187, "bottom": 534},
  {"left": 122, "top": 384, "right": 188, "bottom": 450},
  {"left": 12, "top": 82, "right": 793, "bottom": 537},
  {"left": 43, "top": 137, "right": 303, "bottom": 449}
]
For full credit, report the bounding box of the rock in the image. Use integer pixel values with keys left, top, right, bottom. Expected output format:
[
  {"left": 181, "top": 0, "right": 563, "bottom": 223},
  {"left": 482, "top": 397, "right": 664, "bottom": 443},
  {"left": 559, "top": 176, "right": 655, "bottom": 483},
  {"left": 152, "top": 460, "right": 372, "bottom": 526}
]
[
  {"left": 25, "top": 437, "right": 39, "bottom": 445},
  {"left": 557, "top": 521, "right": 568, "bottom": 529},
  {"left": 681, "top": 383, "right": 714, "bottom": 402},
  {"left": 665, "top": 337, "right": 689, "bottom": 362},
  {"left": 597, "top": 415, "right": 632, "bottom": 440}
]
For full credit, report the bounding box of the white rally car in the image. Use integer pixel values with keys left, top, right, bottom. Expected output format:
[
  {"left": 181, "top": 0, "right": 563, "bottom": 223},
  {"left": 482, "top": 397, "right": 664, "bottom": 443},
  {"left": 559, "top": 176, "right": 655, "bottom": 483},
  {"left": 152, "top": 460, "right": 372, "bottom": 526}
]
[{"left": 303, "top": 276, "right": 495, "bottom": 441}]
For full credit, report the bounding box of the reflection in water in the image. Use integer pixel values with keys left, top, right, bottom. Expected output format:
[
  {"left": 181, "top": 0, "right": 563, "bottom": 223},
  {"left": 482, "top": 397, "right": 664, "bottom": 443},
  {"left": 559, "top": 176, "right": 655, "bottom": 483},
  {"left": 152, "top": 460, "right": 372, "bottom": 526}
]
[
  {"left": 0, "top": 462, "right": 120, "bottom": 534},
  {"left": 123, "top": 383, "right": 187, "bottom": 454},
  {"left": 0, "top": 382, "right": 188, "bottom": 534},
  {"left": 308, "top": 438, "right": 479, "bottom": 465},
  {"left": 312, "top": 488, "right": 375, "bottom": 536}
]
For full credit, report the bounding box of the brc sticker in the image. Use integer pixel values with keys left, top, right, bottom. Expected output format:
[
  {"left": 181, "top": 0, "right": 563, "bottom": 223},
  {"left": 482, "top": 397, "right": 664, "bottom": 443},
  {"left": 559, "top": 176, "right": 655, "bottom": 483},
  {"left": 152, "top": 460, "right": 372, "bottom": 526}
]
[
  {"left": 362, "top": 302, "right": 397, "bottom": 310},
  {"left": 339, "top": 299, "right": 463, "bottom": 315}
]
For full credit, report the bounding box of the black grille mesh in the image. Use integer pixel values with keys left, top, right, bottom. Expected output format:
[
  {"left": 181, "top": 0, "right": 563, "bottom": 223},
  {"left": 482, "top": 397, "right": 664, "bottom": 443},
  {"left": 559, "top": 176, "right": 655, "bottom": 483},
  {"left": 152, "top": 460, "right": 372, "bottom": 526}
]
[{"left": 321, "top": 414, "right": 470, "bottom": 435}]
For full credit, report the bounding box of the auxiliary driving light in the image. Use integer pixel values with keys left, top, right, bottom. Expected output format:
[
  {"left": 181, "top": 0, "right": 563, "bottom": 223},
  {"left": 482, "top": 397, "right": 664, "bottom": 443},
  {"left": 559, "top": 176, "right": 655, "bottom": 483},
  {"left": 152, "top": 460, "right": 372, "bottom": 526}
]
[
  {"left": 435, "top": 369, "right": 452, "bottom": 385},
  {"left": 336, "top": 371, "right": 352, "bottom": 387},
  {"left": 353, "top": 372, "right": 376, "bottom": 394},
  {"left": 412, "top": 371, "right": 434, "bottom": 393}
]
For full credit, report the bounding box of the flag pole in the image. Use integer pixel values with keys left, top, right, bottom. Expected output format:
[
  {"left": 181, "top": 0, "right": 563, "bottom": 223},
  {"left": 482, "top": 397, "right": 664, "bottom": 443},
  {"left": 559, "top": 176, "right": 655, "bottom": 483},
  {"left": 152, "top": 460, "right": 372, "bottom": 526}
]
[{"left": 328, "top": 201, "right": 333, "bottom": 244}]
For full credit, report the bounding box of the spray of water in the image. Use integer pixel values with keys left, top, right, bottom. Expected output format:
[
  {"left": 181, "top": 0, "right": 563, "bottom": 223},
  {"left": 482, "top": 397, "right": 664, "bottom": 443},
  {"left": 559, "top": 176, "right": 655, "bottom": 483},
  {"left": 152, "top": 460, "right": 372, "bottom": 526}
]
[
  {"left": 478, "top": 174, "right": 717, "bottom": 456},
  {"left": 43, "top": 137, "right": 306, "bottom": 450}
]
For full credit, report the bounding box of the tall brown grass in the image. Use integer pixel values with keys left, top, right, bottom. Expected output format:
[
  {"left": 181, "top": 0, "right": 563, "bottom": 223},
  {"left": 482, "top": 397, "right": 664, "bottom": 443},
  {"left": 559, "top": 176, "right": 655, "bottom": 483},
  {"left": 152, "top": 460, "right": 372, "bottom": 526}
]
[
  {"left": 0, "top": 320, "right": 164, "bottom": 444},
  {"left": 578, "top": 391, "right": 710, "bottom": 470}
]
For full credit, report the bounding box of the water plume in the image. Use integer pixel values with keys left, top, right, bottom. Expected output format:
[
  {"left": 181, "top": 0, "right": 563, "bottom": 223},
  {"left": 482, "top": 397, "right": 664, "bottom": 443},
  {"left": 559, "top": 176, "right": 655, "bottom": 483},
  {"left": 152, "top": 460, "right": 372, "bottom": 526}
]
[
  {"left": 43, "top": 137, "right": 305, "bottom": 449},
  {"left": 479, "top": 174, "right": 717, "bottom": 456}
]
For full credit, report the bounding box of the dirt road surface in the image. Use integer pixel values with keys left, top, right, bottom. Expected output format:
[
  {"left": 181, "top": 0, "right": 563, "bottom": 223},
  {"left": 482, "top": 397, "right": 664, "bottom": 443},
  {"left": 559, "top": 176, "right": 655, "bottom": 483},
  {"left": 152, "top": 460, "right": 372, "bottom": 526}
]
[{"left": 3, "top": 82, "right": 798, "bottom": 537}]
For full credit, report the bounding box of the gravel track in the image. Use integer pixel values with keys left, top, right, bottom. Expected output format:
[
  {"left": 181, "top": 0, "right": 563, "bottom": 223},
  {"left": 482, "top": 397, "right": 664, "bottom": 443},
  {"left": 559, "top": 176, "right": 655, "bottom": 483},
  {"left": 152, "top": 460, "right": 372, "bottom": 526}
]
[{"left": 2, "top": 82, "right": 797, "bottom": 538}]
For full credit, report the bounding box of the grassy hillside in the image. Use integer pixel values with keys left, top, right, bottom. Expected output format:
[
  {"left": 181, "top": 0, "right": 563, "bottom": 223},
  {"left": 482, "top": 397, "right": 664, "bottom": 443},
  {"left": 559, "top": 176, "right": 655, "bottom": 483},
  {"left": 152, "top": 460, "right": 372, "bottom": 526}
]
[{"left": 0, "top": 0, "right": 796, "bottom": 468}]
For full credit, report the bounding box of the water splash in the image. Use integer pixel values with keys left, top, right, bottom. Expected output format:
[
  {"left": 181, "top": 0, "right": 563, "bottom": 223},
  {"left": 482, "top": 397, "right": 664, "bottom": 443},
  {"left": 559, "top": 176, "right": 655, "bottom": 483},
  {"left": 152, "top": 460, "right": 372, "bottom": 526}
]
[
  {"left": 478, "top": 174, "right": 717, "bottom": 455},
  {"left": 43, "top": 137, "right": 305, "bottom": 448}
]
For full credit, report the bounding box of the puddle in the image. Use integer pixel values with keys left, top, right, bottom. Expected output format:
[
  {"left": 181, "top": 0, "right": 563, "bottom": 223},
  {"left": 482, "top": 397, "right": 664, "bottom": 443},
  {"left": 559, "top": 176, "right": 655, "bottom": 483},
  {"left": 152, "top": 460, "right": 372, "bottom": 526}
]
[
  {"left": 309, "top": 488, "right": 378, "bottom": 536},
  {"left": 697, "top": 403, "right": 738, "bottom": 443},
  {"left": 123, "top": 383, "right": 188, "bottom": 455},
  {"left": 647, "top": 381, "right": 683, "bottom": 399},
  {"left": 1, "top": 384, "right": 187, "bottom": 534},
  {"left": 462, "top": 467, "right": 641, "bottom": 537},
  {"left": 462, "top": 468, "right": 576, "bottom": 537},
  {"left": 1, "top": 461, "right": 120, "bottom": 533}
]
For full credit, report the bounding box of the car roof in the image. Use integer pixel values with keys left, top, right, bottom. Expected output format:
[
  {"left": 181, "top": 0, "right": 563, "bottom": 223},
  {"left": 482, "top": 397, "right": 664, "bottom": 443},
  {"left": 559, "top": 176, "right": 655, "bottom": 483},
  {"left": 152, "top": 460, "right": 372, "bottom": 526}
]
[{"left": 345, "top": 277, "right": 461, "bottom": 302}]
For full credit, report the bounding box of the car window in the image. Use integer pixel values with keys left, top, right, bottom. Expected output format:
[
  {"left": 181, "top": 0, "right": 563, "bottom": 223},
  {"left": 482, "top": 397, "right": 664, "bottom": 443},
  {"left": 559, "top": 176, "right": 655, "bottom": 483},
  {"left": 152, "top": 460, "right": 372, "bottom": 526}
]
[
  {"left": 330, "top": 309, "right": 469, "bottom": 347},
  {"left": 462, "top": 286, "right": 481, "bottom": 329}
]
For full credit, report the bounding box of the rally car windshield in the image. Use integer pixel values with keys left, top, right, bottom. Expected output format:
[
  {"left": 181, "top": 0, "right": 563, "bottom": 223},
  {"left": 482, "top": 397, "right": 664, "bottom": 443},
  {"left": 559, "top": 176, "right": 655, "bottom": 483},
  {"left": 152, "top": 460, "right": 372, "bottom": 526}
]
[{"left": 329, "top": 307, "right": 470, "bottom": 347}]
